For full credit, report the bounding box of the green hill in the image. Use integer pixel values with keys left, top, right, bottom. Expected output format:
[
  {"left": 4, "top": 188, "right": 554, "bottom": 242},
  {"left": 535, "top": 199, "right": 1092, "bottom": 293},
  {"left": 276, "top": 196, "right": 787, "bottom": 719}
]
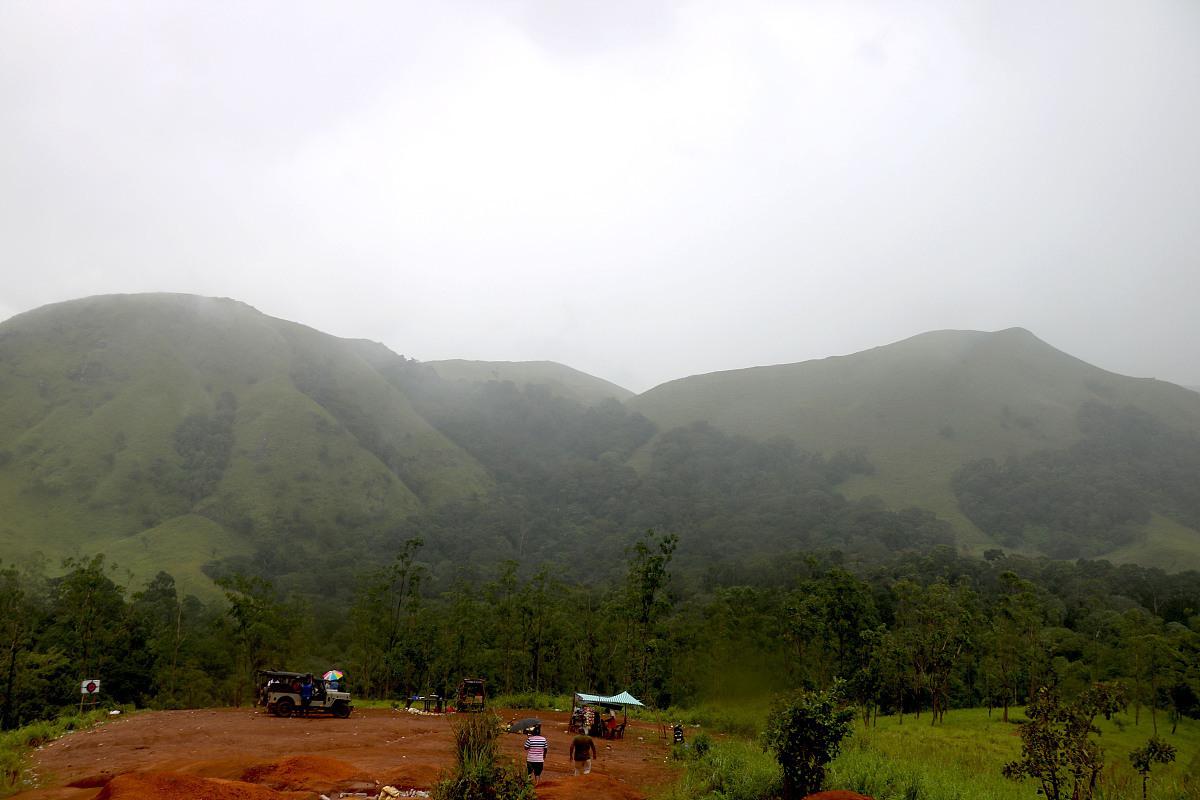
[
  {"left": 628, "top": 328, "right": 1200, "bottom": 565},
  {"left": 5, "top": 298, "right": 1200, "bottom": 586},
  {"left": 426, "top": 359, "right": 633, "bottom": 404},
  {"left": 0, "top": 294, "right": 492, "bottom": 596}
]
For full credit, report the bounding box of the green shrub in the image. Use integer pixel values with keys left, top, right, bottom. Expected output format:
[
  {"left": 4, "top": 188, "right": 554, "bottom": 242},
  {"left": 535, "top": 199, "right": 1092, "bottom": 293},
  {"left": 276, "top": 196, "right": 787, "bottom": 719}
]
[
  {"left": 762, "top": 685, "right": 854, "bottom": 799},
  {"left": 432, "top": 712, "right": 534, "bottom": 800},
  {"left": 657, "top": 738, "right": 781, "bottom": 800}
]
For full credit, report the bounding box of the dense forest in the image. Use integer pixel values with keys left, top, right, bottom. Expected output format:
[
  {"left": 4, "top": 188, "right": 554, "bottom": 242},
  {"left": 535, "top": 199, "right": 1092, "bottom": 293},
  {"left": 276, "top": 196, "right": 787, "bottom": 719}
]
[
  {"left": 3, "top": 540, "right": 1198, "bottom": 734},
  {"left": 210, "top": 368, "right": 956, "bottom": 600},
  {"left": 954, "top": 403, "right": 1200, "bottom": 557},
  {"left": 210, "top": 362, "right": 1200, "bottom": 609}
]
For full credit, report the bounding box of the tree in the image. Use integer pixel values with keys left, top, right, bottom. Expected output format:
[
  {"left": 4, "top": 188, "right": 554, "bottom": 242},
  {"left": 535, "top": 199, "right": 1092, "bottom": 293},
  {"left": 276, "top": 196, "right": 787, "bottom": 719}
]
[
  {"left": 622, "top": 530, "right": 677, "bottom": 703},
  {"left": 1122, "top": 609, "right": 1178, "bottom": 732},
  {"left": 1163, "top": 621, "right": 1200, "bottom": 733},
  {"left": 0, "top": 564, "right": 37, "bottom": 729},
  {"left": 485, "top": 560, "right": 525, "bottom": 695},
  {"left": 984, "top": 572, "right": 1048, "bottom": 722},
  {"left": 1129, "top": 737, "right": 1176, "bottom": 800},
  {"left": 130, "top": 572, "right": 185, "bottom": 705},
  {"left": 1002, "top": 683, "right": 1126, "bottom": 800},
  {"left": 782, "top": 589, "right": 828, "bottom": 686},
  {"left": 215, "top": 573, "right": 296, "bottom": 706},
  {"left": 894, "top": 580, "right": 973, "bottom": 723},
  {"left": 348, "top": 537, "right": 425, "bottom": 697},
  {"left": 761, "top": 683, "right": 854, "bottom": 800},
  {"left": 43, "top": 555, "right": 147, "bottom": 705}
]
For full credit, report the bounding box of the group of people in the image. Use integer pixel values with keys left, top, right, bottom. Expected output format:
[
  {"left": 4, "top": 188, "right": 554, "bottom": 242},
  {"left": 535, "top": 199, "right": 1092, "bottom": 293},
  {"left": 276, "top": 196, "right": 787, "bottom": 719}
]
[
  {"left": 571, "top": 704, "right": 621, "bottom": 738},
  {"left": 522, "top": 725, "right": 599, "bottom": 784}
]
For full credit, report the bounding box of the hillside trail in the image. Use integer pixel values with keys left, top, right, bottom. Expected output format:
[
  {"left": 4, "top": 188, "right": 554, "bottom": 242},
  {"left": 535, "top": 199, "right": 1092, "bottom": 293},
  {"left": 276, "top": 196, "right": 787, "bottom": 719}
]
[{"left": 11, "top": 708, "right": 675, "bottom": 800}]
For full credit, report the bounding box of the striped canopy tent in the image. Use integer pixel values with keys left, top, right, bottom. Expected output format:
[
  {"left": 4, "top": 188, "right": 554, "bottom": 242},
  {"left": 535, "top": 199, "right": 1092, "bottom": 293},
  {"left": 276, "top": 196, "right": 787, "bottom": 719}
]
[
  {"left": 571, "top": 690, "right": 644, "bottom": 736},
  {"left": 574, "top": 691, "right": 644, "bottom": 708}
]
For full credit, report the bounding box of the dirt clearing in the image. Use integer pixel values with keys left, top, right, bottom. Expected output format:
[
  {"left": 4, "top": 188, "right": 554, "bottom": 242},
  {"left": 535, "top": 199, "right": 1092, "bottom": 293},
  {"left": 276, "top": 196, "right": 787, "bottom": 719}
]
[{"left": 11, "top": 708, "right": 675, "bottom": 800}]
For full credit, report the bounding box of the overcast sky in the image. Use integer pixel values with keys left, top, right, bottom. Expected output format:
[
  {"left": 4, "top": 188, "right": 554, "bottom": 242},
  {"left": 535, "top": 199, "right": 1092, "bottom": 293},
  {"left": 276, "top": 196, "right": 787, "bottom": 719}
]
[{"left": 2, "top": 1, "right": 1197, "bottom": 393}]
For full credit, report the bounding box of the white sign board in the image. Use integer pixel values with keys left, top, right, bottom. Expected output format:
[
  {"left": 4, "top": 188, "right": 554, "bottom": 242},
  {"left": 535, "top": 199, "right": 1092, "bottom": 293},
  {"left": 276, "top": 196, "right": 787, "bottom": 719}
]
[{"left": 81, "top": 679, "right": 101, "bottom": 695}]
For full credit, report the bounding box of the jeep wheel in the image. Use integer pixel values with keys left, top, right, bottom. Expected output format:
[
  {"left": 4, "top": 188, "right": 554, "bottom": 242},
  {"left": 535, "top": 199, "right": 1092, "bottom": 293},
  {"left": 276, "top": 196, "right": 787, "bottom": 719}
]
[
  {"left": 275, "top": 697, "right": 295, "bottom": 718},
  {"left": 332, "top": 700, "right": 351, "bottom": 719}
]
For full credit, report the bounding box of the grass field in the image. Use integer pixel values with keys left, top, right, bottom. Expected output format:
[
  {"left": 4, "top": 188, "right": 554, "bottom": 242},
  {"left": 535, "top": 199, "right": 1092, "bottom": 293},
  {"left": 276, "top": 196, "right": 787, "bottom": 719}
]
[
  {"left": 834, "top": 709, "right": 1199, "bottom": 800},
  {"left": 657, "top": 706, "right": 1200, "bottom": 800},
  {"left": 1106, "top": 514, "right": 1200, "bottom": 574}
]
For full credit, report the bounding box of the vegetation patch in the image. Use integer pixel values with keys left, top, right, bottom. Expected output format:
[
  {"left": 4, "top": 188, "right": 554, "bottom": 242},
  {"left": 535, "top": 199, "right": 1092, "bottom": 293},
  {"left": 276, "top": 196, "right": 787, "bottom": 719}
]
[
  {"left": 0, "top": 707, "right": 124, "bottom": 796},
  {"left": 954, "top": 403, "right": 1200, "bottom": 558}
]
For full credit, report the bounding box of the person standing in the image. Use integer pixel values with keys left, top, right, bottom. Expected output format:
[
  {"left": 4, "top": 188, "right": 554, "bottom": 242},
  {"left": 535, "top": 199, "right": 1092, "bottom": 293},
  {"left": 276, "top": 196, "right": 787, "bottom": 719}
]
[
  {"left": 583, "top": 705, "right": 596, "bottom": 735},
  {"left": 523, "top": 725, "right": 549, "bottom": 784},
  {"left": 300, "top": 674, "right": 314, "bottom": 716},
  {"left": 569, "top": 732, "right": 597, "bottom": 776}
]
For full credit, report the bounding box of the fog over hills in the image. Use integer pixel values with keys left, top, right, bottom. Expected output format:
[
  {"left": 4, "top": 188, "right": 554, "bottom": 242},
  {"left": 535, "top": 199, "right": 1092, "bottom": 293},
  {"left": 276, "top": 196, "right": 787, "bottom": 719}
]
[
  {"left": 629, "top": 327, "right": 1200, "bottom": 558},
  {"left": 0, "top": 294, "right": 491, "bottom": 594},
  {"left": 427, "top": 359, "right": 633, "bottom": 404},
  {"left": 3, "top": 294, "right": 1199, "bottom": 593}
]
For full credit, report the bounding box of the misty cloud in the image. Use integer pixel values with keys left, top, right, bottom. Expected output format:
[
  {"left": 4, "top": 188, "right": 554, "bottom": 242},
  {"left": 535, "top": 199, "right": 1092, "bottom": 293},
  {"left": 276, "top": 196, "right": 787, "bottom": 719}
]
[{"left": 1, "top": 0, "right": 1197, "bottom": 392}]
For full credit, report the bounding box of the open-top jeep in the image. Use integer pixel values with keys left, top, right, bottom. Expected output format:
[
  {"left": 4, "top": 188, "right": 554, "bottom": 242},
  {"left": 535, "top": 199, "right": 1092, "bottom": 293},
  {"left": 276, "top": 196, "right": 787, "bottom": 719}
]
[{"left": 257, "top": 670, "right": 353, "bottom": 718}]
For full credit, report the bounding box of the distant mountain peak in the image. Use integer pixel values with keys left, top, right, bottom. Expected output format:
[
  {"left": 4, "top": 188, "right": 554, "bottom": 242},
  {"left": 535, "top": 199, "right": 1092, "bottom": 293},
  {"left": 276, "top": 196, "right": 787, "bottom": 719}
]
[{"left": 427, "top": 359, "right": 632, "bottom": 403}]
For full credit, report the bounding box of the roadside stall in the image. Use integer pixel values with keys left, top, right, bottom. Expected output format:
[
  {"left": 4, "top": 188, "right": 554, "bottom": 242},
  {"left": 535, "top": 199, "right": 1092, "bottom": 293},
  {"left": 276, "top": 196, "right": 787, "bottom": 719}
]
[{"left": 569, "top": 690, "right": 644, "bottom": 739}]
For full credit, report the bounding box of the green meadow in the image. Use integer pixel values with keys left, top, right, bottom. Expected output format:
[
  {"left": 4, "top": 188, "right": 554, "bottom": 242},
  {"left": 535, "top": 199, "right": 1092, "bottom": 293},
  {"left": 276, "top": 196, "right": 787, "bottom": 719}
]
[{"left": 659, "top": 706, "right": 1200, "bottom": 800}]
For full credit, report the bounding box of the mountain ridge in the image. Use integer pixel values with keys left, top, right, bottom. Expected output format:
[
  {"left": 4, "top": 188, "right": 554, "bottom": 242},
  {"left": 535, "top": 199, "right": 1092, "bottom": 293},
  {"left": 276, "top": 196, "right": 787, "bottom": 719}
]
[
  {"left": 3, "top": 293, "right": 1199, "bottom": 585},
  {"left": 0, "top": 293, "right": 492, "bottom": 595},
  {"left": 427, "top": 358, "right": 633, "bottom": 404},
  {"left": 627, "top": 326, "right": 1200, "bottom": 566}
]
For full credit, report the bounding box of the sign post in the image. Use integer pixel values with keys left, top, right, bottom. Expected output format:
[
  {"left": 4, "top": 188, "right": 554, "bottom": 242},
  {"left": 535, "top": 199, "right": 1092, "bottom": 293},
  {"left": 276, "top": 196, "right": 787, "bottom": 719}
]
[{"left": 79, "top": 679, "right": 100, "bottom": 714}]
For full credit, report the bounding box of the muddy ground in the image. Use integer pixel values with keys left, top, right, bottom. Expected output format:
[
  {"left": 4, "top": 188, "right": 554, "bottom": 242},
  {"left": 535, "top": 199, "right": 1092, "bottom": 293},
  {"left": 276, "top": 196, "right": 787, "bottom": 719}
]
[{"left": 11, "top": 708, "right": 677, "bottom": 800}]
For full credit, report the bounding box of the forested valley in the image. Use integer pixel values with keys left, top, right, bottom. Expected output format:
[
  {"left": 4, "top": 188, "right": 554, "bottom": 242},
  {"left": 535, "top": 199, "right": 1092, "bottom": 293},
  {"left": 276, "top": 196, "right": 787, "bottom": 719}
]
[
  {"left": 4, "top": 363, "right": 1200, "bottom": 735},
  {"left": 3, "top": 538, "right": 1199, "bottom": 736}
]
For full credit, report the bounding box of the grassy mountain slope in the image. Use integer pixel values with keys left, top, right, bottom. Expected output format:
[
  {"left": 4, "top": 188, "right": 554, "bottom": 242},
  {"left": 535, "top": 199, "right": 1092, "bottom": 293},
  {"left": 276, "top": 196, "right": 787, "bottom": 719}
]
[
  {"left": 1105, "top": 513, "right": 1200, "bottom": 573},
  {"left": 0, "top": 294, "right": 490, "bottom": 594},
  {"left": 426, "top": 359, "right": 633, "bottom": 404},
  {"left": 5, "top": 296, "right": 1199, "bottom": 584},
  {"left": 628, "top": 328, "right": 1200, "bottom": 563}
]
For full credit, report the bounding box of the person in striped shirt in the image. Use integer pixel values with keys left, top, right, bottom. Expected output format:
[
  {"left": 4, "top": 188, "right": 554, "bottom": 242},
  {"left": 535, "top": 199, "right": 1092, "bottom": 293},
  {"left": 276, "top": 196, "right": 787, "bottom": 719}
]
[{"left": 523, "top": 725, "right": 549, "bottom": 784}]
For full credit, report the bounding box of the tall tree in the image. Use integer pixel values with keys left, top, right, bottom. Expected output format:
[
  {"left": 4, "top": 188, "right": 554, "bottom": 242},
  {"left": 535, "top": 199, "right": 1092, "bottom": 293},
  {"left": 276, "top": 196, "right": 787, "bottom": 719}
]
[
  {"left": 622, "top": 530, "right": 677, "bottom": 704},
  {"left": 0, "top": 564, "right": 37, "bottom": 729},
  {"left": 215, "top": 573, "right": 297, "bottom": 706},
  {"left": 894, "top": 579, "right": 973, "bottom": 724},
  {"left": 349, "top": 537, "right": 425, "bottom": 698},
  {"left": 43, "top": 555, "right": 145, "bottom": 705}
]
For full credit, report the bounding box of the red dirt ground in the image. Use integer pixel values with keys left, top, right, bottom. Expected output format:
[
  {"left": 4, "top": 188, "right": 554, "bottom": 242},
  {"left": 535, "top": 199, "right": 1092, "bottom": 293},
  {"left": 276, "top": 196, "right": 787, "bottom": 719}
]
[
  {"left": 11, "top": 708, "right": 675, "bottom": 800},
  {"left": 803, "top": 792, "right": 874, "bottom": 800}
]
